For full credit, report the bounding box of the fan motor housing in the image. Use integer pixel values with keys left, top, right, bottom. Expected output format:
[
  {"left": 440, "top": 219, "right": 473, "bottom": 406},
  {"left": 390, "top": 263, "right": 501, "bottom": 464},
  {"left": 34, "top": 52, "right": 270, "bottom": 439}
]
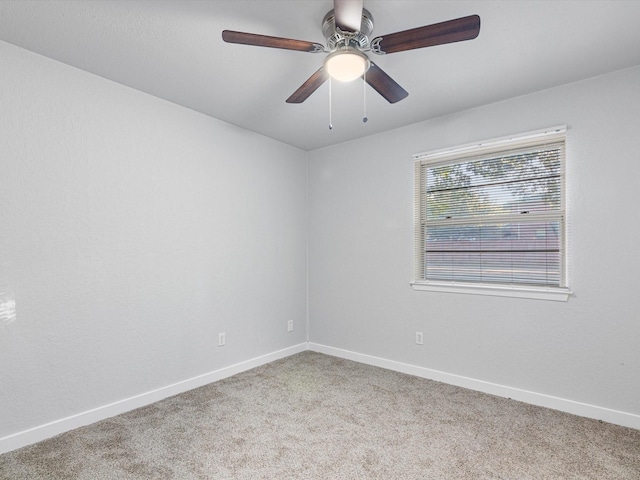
[{"left": 322, "top": 8, "right": 374, "bottom": 51}]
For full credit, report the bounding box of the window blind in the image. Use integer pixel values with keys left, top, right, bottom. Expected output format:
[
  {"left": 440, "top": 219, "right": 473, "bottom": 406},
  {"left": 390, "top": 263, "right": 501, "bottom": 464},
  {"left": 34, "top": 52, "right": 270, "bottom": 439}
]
[{"left": 414, "top": 127, "right": 566, "bottom": 288}]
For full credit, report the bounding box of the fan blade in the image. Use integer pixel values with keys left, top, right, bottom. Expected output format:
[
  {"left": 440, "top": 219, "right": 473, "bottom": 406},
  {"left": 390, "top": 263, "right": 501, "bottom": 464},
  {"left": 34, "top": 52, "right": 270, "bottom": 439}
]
[
  {"left": 365, "top": 63, "right": 408, "bottom": 104},
  {"left": 286, "top": 68, "right": 329, "bottom": 103},
  {"left": 371, "top": 15, "right": 480, "bottom": 54},
  {"left": 222, "top": 30, "right": 324, "bottom": 53},
  {"left": 334, "top": 0, "right": 363, "bottom": 32}
]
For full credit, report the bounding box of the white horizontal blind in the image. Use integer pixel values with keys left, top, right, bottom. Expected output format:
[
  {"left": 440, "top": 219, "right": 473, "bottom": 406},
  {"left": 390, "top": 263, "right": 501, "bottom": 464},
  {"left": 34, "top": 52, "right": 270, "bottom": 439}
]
[{"left": 414, "top": 127, "right": 566, "bottom": 288}]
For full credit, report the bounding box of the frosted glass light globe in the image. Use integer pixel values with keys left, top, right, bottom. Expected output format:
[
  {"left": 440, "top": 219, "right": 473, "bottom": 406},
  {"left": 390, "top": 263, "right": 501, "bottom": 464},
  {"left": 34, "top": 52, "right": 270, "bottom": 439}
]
[{"left": 325, "top": 50, "right": 370, "bottom": 82}]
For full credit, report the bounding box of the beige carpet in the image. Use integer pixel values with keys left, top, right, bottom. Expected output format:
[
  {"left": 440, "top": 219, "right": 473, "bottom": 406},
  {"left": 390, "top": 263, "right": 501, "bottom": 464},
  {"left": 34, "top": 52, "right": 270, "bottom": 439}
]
[{"left": 1, "top": 351, "right": 639, "bottom": 479}]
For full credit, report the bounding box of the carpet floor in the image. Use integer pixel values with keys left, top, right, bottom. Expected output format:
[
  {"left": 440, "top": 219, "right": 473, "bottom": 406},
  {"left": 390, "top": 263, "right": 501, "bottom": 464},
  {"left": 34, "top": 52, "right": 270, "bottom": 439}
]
[{"left": 1, "top": 351, "right": 639, "bottom": 479}]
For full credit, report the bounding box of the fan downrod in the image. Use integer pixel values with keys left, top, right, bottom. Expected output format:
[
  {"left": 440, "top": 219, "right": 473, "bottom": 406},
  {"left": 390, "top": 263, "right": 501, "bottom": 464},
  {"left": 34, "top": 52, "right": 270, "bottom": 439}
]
[{"left": 322, "top": 8, "right": 374, "bottom": 52}]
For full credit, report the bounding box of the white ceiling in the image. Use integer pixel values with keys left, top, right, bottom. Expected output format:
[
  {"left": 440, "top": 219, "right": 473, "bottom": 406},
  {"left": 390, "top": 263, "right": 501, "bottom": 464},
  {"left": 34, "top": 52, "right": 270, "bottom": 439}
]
[{"left": 2, "top": 0, "right": 640, "bottom": 151}]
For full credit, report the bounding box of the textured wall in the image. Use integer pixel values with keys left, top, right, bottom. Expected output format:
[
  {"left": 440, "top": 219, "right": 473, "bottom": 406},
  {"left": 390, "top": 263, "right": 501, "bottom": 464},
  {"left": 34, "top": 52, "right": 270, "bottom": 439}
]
[
  {"left": 308, "top": 66, "right": 640, "bottom": 416},
  {"left": 0, "top": 40, "right": 308, "bottom": 438},
  {"left": 2, "top": 34, "right": 640, "bottom": 446}
]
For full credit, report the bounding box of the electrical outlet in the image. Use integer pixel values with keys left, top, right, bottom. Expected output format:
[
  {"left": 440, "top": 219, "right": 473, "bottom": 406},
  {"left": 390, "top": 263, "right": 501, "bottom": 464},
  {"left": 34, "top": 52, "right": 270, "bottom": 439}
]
[
  {"left": 287, "top": 320, "right": 293, "bottom": 332},
  {"left": 415, "top": 331, "right": 424, "bottom": 345},
  {"left": 218, "top": 332, "right": 226, "bottom": 347}
]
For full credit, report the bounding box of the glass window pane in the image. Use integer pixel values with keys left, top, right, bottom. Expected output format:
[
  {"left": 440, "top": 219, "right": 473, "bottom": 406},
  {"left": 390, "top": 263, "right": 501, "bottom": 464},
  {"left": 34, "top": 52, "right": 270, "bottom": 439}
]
[{"left": 424, "top": 221, "right": 561, "bottom": 287}]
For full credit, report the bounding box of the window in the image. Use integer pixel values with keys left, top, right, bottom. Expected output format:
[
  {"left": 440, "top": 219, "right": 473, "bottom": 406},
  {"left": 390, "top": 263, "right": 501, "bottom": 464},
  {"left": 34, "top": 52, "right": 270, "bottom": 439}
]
[{"left": 412, "top": 126, "right": 571, "bottom": 301}]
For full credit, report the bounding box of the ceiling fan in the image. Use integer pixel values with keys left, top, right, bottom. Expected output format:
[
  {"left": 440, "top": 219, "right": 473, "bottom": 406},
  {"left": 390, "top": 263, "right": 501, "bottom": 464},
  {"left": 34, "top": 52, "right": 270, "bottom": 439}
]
[{"left": 222, "top": 0, "right": 480, "bottom": 105}]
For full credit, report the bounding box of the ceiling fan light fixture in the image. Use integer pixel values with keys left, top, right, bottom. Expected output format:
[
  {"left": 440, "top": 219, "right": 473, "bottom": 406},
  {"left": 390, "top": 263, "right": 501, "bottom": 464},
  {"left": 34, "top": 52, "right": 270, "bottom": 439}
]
[{"left": 324, "top": 50, "right": 370, "bottom": 82}]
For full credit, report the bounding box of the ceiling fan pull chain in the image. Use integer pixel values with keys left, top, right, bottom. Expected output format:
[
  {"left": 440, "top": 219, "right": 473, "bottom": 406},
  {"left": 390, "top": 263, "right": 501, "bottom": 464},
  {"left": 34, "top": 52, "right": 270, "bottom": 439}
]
[
  {"left": 329, "top": 76, "right": 333, "bottom": 130},
  {"left": 363, "top": 70, "right": 368, "bottom": 123}
]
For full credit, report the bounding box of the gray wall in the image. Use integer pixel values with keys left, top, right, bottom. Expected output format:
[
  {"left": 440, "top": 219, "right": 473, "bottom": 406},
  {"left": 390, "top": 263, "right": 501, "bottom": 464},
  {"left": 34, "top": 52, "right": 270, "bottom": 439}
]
[
  {"left": 2, "top": 36, "right": 639, "bottom": 448},
  {"left": 0, "top": 40, "right": 308, "bottom": 439},
  {"left": 308, "top": 65, "right": 640, "bottom": 416}
]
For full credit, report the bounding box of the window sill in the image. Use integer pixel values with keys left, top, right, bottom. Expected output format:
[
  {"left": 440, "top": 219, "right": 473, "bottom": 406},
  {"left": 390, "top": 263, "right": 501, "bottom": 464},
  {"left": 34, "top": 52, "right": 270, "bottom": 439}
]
[{"left": 410, "top": 281, "right": 572, "bottom": 302}]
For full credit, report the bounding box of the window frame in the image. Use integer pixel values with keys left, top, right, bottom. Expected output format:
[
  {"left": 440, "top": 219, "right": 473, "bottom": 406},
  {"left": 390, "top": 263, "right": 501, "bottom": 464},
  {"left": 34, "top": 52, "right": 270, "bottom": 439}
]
[{"left": 411, "top": 126, "right": 572, "bottom": 302}]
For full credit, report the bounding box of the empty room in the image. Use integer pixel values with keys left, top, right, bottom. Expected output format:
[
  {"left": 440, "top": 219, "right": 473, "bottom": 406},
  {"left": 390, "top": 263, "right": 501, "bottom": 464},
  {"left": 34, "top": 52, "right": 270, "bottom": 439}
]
[{"left": 1, "top": 1, "right": 639, "bottom": 478}]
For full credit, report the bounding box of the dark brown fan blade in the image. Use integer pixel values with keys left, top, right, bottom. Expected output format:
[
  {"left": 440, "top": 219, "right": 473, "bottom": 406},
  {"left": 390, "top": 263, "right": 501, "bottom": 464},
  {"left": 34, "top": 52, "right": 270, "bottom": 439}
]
[
  {"left": 286, "top": 68, "right": 329, "bottom": 103},
  {"left": 371, "top": 15, "right": 480, "bottom": 54},
  {"left": 334, "top": 0, "right": 363, "bottom": 32},
  {"left": 365, "top": 63, "right": 408, "bottom": 104},
  {"left": 222, "top": 30, "right": 324, "bottom": 53}
]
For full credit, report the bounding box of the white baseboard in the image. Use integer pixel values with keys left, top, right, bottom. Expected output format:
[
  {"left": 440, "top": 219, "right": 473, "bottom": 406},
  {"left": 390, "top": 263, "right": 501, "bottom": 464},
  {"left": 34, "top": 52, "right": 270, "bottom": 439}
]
[
  {"left": 3, "top": 341, "right": 638, "bottom": 455},
  {"left": 309, "top": 342, "right": 640, "bottom": 431},
  {"left": 0, "top": 343, "right": 307, "bottom": 455}
]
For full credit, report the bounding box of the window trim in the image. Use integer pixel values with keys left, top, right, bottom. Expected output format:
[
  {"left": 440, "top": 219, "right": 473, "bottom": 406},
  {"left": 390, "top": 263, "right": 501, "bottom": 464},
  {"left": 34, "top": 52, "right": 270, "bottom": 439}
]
[
  {"left": 410, "top": 280, "right": 572, "bottom": 302},
  {"left": 411, "top": 126, "right": 572, "bottom": 302}
]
